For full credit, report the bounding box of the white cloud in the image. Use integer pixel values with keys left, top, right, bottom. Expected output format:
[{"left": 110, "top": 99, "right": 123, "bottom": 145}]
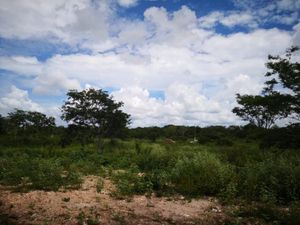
[
  {"left": 0, "top": 86, "right": 43, "bottom": 114},
  {"left": 220, "top": 12, "right": 257, "bottom": 28},
  {"left": 233, "top": 0, "right": 300, "bottom": 25},
  {"left": 199, "top": 11, "right": 257, "bottom": 29},
  {"left": 0, "top": 86, "right": 63, "bottom": 124},
  {"left": 0, "top": 4, "right": 298, "bottom": 126},
  {"left": 112, "top": 84, "right": 234, "bottom": 127},
  {"left": 33, "top": 71, "right": 81, "bottom": 95},
  {"left": 293, "top": 23, "right": 300, "bottom": 46},
  {"left": 117, "top": 0, "right": 138, "bottom": 8},
  {"left": 0, "top": 0, "right": 112, "bottom": 47},
  {"left": 0, "top": 56, "right": 42, "bottom": 76}
]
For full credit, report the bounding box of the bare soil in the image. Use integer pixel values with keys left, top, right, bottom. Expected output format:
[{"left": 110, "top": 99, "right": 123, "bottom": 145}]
[{"left": 0, "top": 176, "right": 227, "bottom": 225}]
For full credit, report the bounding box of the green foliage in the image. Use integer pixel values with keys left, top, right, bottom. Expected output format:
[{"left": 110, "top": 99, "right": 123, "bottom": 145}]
[
  {"left": 7, "top": 109, "right": 55, "bottom": 130},
  {"left": 111, "top": 168, "right": 153, "bottom": 197},
  {"left": 260, "top": 124, "right": 300, "bottom": 149},
  {"left": 135, "top": 143, "right": 172, "bottom": 171},
  {"left": 171, "top": 151, "right": 234, "bottom": 196},
  {"left": 233, "top": 93, "right": 291, "bottom": 128},
  {"left": 61, "top": 88, "right": 130, "bottom": 148},
  {"left": 96, "top": 177, "right": 104, "bottom": 193},
  {"left": 238, "top": 157, "right": 300, "bottom": 204},
  {"left": 0, "top": 138, "right": 299, "bottom": 206},
  {"left": 233, "top": 46, "right": 300, "bottom": 128},
  {"left": 0, "top": 155, "right": 82, "bottom": 191},
  {"left": 230, "top": 203, "right": 300, "bottom": 225}
]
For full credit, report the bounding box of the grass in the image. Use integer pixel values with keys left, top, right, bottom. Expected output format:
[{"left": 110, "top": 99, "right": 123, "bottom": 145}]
[{"left": 0, "top": 138, "right": 299, "bottom": 223}]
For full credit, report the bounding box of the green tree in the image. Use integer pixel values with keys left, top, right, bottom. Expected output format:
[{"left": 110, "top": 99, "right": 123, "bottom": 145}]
[
  {"left": 264, "top": 46, "right": 300, "bottom": 121},
  {"left": 7, "top": 109, "right": 55, "bottom": 132},
  {"left": 0, "top": 114, "right": 6, "bottom": 135},
  {"left": 233, "top": 46, "right": 300, "bottom": 128},
  {"left": 233, "top": 93, "right": 291, "bottom": 128},
  {"left": 61, "top": 88, "right": 130, "bottom": 151}
]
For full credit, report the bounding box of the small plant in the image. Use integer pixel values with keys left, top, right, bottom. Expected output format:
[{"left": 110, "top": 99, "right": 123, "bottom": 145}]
[
  {"left": 86, "top": 217, "right": 100, "bottom": 225},
  {"left": 76, "top": 211, "right": 86, "bottom": 225},
  {"left": 111, "top": 169, "right": 153, "bottom": 197},
  {"left": 28, "top": 202, "right": 35, "bottom": 210},
  {"left": 62, "top": 197, "right": 70, "bottom": 202},
  {"left": 96, "top": 177, "right": 104, "bottom": 193},
  {"left": 112, "top": 212, "right": 126, "bottom": 225}
]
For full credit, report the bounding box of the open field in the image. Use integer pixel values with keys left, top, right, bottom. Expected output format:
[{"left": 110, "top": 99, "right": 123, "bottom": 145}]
[
  {"left": 0, "top": 176, "right": 226, "bottom": 225},
  {"left": 1, "top": 139, "right": 299, "bottom": 224}
]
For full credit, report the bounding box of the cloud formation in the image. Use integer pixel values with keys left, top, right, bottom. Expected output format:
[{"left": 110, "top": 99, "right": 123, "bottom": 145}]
[
  {"left": 0, "top": 86, "right": 43, "bottom": 114},
  {"left": 0, "top": 1, "right": 299, "bottom": 127},
  {"left": 117, "top": 0, "right": 138, "bottom": 8}
]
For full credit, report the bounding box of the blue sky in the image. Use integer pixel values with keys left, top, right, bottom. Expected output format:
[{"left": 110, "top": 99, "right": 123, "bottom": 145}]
[{"left": 0, "top": 0, "right": 299, "bottom": 127}]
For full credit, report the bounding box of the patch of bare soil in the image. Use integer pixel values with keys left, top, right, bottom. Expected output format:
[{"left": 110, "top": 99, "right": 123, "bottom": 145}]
[{"left": 0, "top": 176, "right": 226, "bottom": 225}]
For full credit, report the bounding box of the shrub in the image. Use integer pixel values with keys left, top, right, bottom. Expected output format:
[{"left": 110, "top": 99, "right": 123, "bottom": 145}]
[
  {"left": 171, "top": 151, "right": 233, "bottom": 196},
  {"left": 111, "top": 169, "right": 153, "bottom": 197},
  {"left": 96, "top": 177, "right": 104, "bottom": 193},
  {"left": 135, "top": 144, "right": 173, "bottom": 172},
  {"left": 239, "top": 157, "right": 300, "bottom": 204},
  {"left": 0, "top": 157, "right": 82, "bottom": 191},
  {"left": 145, "top": 169, "right": 172, "bottom": 196},
  {"left": 232, "top": 203, "right": 300, "bottom": 225}
]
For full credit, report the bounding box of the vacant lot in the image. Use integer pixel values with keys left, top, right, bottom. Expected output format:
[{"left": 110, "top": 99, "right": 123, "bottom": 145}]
[
  {"left": 0, "top": 176, "right": 227, "bottom": 225},
  {"left": 1, "top": 139, "right": 299, "bottom": 224}
]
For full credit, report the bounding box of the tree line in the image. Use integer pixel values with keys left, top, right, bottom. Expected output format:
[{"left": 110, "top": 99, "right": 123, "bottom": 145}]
[{"left": 0, "top": 46, "right": 299, "bottom": 149}]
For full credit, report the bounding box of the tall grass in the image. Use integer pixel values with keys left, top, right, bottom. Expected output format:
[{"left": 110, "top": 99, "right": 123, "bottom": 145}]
[
  {"left": 0, "top": 139, "right": 299, "bottom": 205},
  {"left": 171, "top": 151, "right": 234, "bottom": 196}
]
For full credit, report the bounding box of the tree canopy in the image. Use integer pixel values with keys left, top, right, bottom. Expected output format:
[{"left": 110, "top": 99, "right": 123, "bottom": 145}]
[
  {"left": 61, "top": 88, "right": 130, "bottom": 148},
  {"left": 233, "top": 46, "right": 300, "bottom": 128},
  {"left": 7, "top": 109, "right": 55, "bottom": 130}
]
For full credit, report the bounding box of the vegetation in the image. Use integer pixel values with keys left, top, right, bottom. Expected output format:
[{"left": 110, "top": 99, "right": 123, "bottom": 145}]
[
  {"left": 0, "top": 48, "right": 299, "bottom": 224},
  {"left": 233, "top": 46, "right": 300, "bottom": 128},
  {"left": 61, "top": 88, "right": 130, "bottom": 151}
]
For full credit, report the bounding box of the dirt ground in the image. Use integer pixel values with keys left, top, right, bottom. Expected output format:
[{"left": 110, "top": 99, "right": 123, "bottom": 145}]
[{"left": 0, "top": 176, "right": 227, "bottom": 225}]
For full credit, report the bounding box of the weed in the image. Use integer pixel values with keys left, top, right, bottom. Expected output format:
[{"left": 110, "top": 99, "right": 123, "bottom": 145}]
[
  {"left": 96, "top": 177, "right": 104, "bottom": 193},
  {"left": 112, "top": 212, "right": 126, "bottom": 225},
  {"left": 171, "top": 151, "right": 233, "bottom": 196},
  {"left": 62, "top": 197, "right": 70, "bottom": 202}
]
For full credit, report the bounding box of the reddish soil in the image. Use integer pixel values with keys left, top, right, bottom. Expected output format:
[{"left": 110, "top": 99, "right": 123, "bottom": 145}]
[{"left": 0, "top": 176, "right": 226, "bottom": 225}]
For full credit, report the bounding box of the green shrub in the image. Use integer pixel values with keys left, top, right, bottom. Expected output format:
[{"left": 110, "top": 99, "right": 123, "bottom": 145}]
[
  {"left": 135, "top": 144, "right": 172, "bottom": 171},
  {"left": 111, "top": 169, "right": 153, "bottom": 197},
  {"left": 0, "top": 157, "right": 82, "bottom": 191},
  {"left": 239, "top": 157, "right": 300, "bottom": 204},
  {"left": 232, "top": 203, "right": 300, "bottom": 225},
  {"left": 96, "top": 177, "right": 104, "bottom": 193},
  {"left": 171, "top": 151, "right": 234, "bottom": 196},
  {"left": 145, "top": 169, "right": 172, "bottom": 196}
]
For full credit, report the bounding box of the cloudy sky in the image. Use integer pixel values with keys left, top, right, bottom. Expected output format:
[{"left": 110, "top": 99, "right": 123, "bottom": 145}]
[{"left": 0, "top": 0, "right": 299, "bottom": 127}]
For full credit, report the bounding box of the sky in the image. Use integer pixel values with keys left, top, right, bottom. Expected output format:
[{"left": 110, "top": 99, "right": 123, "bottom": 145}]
[{"left": 0, "top": 0, "right": 300, "bottom": 127}]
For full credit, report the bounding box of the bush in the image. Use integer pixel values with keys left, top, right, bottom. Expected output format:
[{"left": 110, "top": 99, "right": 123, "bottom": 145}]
[
  {"left": 171, "top": 151, "right": 234, "bottom": 196},
  {"left": 96, "top": 177, "right": 104, "bottom": 193},
  {"left": 231, "top": 203, "right": 300, "bottom": 225},
  {"left": 145, "top": 169, "right": 171, "bottom": 196},
  {"left": 239, "top": 157, "right": 300, "bottom": 204},
  {"left": 111, "top": 169, "right": 153, "bottom": 197},
  {"left": 135, "top": 144, "right": 172, "bottom": 171},
  {"left": 260, "top": 125, "right": 300, "bottom": 149},
  {"left": 0, "top": 157, "right": 82, "bottom": 191}
]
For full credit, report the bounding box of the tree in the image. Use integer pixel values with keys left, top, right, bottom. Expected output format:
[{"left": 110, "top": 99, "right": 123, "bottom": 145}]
[
  {"left": 7, "top": 109, "right": 55, "bottom": 132},
  {"left": 233, "top": 46, "right": 300, "bottom": 128},
  {"left": 61, "top": 88, "right": 130, "bottom": 151},
  {"left": 233, "top": 93, "right": 291, "bottom": 129},
  {"left": 0, "top": 114, "right": 6, "bottom": 135},
  {"left": 264, "top": 46, "right": 300, "bottom": 121}
]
